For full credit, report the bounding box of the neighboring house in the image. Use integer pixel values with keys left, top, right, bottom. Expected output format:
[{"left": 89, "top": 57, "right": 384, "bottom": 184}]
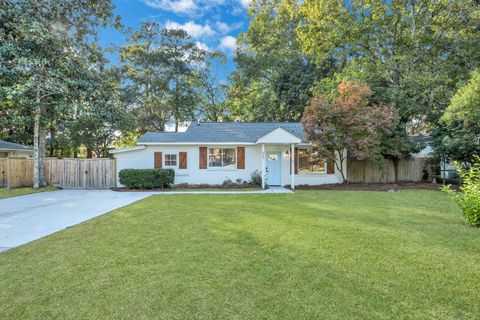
[
  {"left": 111, "top": 122, "right": 346, "bottom": 189},
  {"left": 412, "top": 134, "right": 457, "bottom": 180},
  {"left": 0, "top": 140, "right": 33, "bottom": 158},
  {"left": 412, "top": 134, "right": 434, "bottom": 158}
]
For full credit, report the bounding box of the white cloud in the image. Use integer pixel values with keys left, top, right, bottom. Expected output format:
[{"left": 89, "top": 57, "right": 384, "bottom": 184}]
[
  {"left": 215, "top": 21, "right": 231, "bottom": 33},
  {"left": 237, "top": 0, "right": 251, "bottom": 9},
  {"left": 143, "top": 0, "right": 198, "bottom": 13},
  {"left": 215, "top": 21, "right": 244, "bottom": 34},
  {"left": 219, "top": 35, "right": 237, "bottom": 52},
  {"left": 195, "top": 41, "right": 210, "bottom": 52},
  {"left": 165, "top": 20, "right": 215, "bottom": 38},
  {"left": 143, "top": 0, "right": 228, "bottom": 16}
]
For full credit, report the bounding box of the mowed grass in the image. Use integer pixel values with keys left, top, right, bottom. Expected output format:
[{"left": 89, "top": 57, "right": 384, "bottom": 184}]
[
  {"left": 0, "top": 190, "right": 479, "bottom": 319},
  {"left": 0, "top": 186, "right": 57, "bottom": 199}
]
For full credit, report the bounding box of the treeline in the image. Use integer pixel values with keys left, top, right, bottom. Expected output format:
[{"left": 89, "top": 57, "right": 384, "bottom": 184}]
[
  {"left": 229, "top": 0, "right": 480, "bottom": 166},
  {"left": 0, "top": 0, "right": 227, "bottom": 162}
]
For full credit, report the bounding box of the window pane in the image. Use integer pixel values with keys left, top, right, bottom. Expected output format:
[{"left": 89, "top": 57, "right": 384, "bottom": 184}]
[
  {"left": 209, "top": 148, "right": 222, "bottom": 167},
  {"left": 223, "top": 148, "right": 236, "bottom": 168},
  {"left": 268, "top": 154, "right": 278, "bottom": 161},
  {"left": 299, "top": 149, "right": 325, "bottom": 174},
  {"left": 165, "top": 154, "right": 177, "bottom": 166}
]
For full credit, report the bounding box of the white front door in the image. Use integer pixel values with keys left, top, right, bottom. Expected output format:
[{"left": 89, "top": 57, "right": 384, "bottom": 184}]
[{"left": 266, "top": 151, "right": 282, "bottom": 186}]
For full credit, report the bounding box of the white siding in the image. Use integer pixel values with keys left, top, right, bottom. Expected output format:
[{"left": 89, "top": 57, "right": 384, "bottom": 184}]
[
  {"left": 113, "top": 144, "right": 345, "bottom": 187},
  {"left": 257, "top": 128, "right": 301, "bottom": 144},
  {"left": 114, "top": 145, "right": 262, "bottom": 187}
]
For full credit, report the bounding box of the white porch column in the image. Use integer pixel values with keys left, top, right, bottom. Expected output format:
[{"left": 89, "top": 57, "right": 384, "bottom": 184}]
[
  {"left": 290, "top": 143, "right": 295, "bottom": 189},
  {"left": 261, "top": 144, "right": 266, "bottom": 189}
]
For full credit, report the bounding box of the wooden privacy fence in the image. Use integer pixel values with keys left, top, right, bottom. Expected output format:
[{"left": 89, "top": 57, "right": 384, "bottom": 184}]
[
  {"left": 0, "top": 157, "right": 115, "bottom": 189},
  {"left": 347, "top": 157, "right": 429, "bottom": 183}
]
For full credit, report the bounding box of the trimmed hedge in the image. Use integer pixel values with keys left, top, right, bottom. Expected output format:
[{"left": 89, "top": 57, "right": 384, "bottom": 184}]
[{"left": 119, "top": 169, "right": 175, "bottom": 189}]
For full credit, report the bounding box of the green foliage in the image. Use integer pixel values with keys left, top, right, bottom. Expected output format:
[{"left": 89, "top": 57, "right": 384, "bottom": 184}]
[
  {"left": 436, "top": 69, "right": 480, "bottom": 165},
  {"left": 199, "top": 52, "right": 229, "bottom": 121},
  {"left": 119, "top": 169, "right": 175, "bottom": 189},
  {"left": 250, "top": 170, "right": 262, "bottom": 187},
  {"left": 68, "top": 67, "right": 135, "bottom": 157},
  {"left": 294, "top": 0, "right": 480, "bottom": 124},
  {"left": 120, "top": 23, "right": 208, "bottom": 132},
  {"left": 443, "top": 159, "right": 480, "bottom": 226},
  {"left": 290, "top": 0, "right": 480, "bottom": 164},
  {"left": 227, "top": 0, "right": 334, "bottom": 121},
  {"left": 302, "top": 81, "right": 399, "bottom": 183},
  {"left": 114, "top": 131, "right": 141, "bottom": 149}
]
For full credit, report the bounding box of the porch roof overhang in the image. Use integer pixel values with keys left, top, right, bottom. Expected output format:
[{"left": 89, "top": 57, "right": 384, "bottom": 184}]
[{"left": 256, "top": 127, "right": 302, "bottom": 144}]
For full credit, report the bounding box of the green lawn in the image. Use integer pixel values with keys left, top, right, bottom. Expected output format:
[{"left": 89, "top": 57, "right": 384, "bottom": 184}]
[
  {"left": 1, "top": 191, "right": 479, "bottom": 319},
  {"left": 0, "top": 186, "right": 57, "bottom": 199}
]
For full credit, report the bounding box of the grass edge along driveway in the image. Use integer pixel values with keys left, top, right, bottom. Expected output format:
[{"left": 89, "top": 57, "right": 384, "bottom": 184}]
[
  {"left": 0, "top": 190, "right": 478, "bottom": 319},
  {"left": 0, "top": 186, "right": 57, "bottom": 199}
]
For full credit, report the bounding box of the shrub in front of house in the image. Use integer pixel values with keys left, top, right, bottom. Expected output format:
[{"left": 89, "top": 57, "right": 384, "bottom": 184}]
[
  {"left": 119, "top": 169, "right": 175, "bottom": 189},
  {"left": 250, "top": 170, "right": 262, "bottom": 187},
  {"left": 443, "top": 159, "right": 480, "bottom": 226}
]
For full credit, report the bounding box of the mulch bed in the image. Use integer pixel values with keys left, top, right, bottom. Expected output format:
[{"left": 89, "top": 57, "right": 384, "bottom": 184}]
[
  {"left": 295, "top": 182, "right": 452, "bottom": 191},
  {"left": 113, "top": 183, "right": 258, "bottom": 192}
]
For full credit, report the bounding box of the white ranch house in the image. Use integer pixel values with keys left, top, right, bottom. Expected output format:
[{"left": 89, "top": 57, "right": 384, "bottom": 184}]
[{"left": 110, "top": 122, "right": 346, "bottom": 189}]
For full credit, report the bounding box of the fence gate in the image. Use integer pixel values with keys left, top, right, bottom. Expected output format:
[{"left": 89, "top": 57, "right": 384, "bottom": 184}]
[
  {"left": 0, "top": 159, "right": 6, "bottom": 188},
  {"left": 59, "top": 158, "right": 115, "bottom": 189}
]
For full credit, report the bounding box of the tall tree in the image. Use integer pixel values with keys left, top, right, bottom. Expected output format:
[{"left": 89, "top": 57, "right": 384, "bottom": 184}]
[
  {"left": 69, "top": 67, "right": 134, "bottom": 158},
  {"left": 227, "top": 0, "right": 335, "bottom": 121},
  {"left": 121, "top": 24, "right": 207, "bottom": 132},
  {"left": 293, "top": 0, "right": 480, "bottom": 127},
  {"left": 435, "top": 69, "right": 480, "bottom": 165},
  {"left": 292, "top": 0, "right": 480, "bottom": 177},
  {"left": 199, "top": 52, "right": 228, "bottom": 121},
  {"left": 302, "top": 82, "right": 399, "bottom": 183},
  {"left": 0, "top": 0, "right": 118, "bottom": 187},
  {"left": 120, "top": 22, "right": 170, "bottom": 132},
  {"left": 162, "top": 29, "right": 207, "bottom": 131}
]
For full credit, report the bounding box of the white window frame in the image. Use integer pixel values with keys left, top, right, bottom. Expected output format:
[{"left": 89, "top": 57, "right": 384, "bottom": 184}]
[
  {"left": 164, "top": 153, "right": 178, "bottom": 168},
  {"left": 298, "top": 149, "right": 327, "bottom": 175},
  {"left": 208, "top": 147, "right": 237, "bottom": 169}
]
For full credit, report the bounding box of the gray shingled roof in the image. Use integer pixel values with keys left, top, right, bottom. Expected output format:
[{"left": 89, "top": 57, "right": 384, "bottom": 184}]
[
  {"left": 0, "top": 139, "right": 33, "bottom": 151},
  {"left": 138, "top": 122, "right": 306, "bottom": 143}
]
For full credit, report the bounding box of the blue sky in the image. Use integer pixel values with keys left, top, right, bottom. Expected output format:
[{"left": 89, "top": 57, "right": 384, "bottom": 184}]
[{"left": 99, "top": 0, "right": 251, "bottom": 81}]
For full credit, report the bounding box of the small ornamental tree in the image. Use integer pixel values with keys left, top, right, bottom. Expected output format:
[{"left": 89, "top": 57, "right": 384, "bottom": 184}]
[{"left": 302, "top": 81, "right": 398, "bottom": 183}]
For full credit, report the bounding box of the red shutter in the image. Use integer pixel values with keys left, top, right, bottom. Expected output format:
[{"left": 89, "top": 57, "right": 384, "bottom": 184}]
[
  {"left": 199, "top": 147, "right": 207, "bottom": 169},
  {"left": 154, "top": 152, "right": 162, "bottom": 169},
  {"left": 237, "top": 147, "right": 245, "bottom": 169},
  {"left": 327, "top": 160, "right": 335, "bottom": 174},
  {"left": 179, "top": 152, "right": 187, "bottom": 169}
]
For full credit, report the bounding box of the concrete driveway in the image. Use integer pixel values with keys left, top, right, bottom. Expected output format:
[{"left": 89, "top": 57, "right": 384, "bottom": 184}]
[{"left": 0, "top": 190, "right": 153, "bottom": 252}]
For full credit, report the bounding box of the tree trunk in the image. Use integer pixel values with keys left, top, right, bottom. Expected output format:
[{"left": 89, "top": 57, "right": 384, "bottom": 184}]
[
  {"left": 39, "top": 126, "right": 47, "bottom": 187},
  {"left": 86, "top": 148, "right": 93, "bottom": 158},
  {"left": 393, "top": 157, "right": 400, "bottom": 183},
  {"left": 33, "top": 107, "right": 40, "bottom": 189},
  {"left": 335, "top": 149, "right": 347, "bottom": 183},
  {"left": 49, "top": 126, "right": 56, "bottom": 157}
]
